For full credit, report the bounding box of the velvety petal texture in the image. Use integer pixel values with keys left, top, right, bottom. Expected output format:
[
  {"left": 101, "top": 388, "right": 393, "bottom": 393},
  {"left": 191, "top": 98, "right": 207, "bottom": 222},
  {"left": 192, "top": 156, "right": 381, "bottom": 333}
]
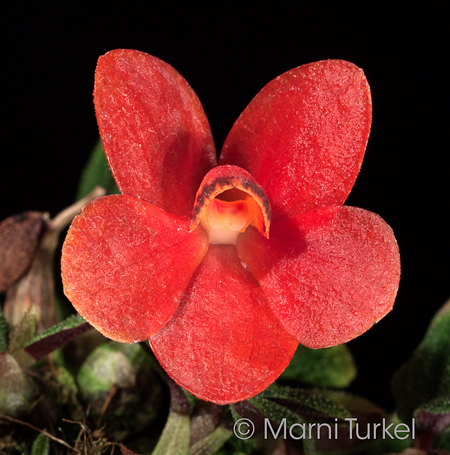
[
  {"left": 237, "top": 206, "right": 400, "bottom": 348},
  {"left": 61, "top": 50, "right": 400, "bottom": 405},
  {"left": 61, "top": 195, "right": 209, "bottom": 343},
  {"left": 220, "top": 60, "right": 372, "bottom": 220},
  {"left": 94, "top": 49, "right": 217, "bottom": 217},
  {"left": 150, "top": 245, "right": 298, "bottom": 404}
]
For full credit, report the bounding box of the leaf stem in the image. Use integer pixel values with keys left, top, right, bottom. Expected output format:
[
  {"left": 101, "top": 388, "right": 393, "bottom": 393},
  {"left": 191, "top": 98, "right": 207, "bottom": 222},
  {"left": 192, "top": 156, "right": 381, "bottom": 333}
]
[
  {"left": 50, "top": 186, "right": 106, "bottom": 233},
  {"left": 0, "top": 414, "right": 80, "bottom": 452}
]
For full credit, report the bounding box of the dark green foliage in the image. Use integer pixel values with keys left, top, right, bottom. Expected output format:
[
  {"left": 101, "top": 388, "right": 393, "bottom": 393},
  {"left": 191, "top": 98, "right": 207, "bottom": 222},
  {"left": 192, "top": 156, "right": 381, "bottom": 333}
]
[
  {"left": 392, "top": 300, "right": 450, "bottom": 422},
  {"left": 76, "top": 139, "right": 119, "bottom": 200}
]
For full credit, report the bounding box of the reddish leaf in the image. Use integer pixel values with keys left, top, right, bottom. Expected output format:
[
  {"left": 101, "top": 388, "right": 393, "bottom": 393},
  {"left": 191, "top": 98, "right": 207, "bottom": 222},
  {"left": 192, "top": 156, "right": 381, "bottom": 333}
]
[
  {"left": 220, "top": 60, "right": 371, "bottom": 220},
  {"left": 119, "top": 444, "right": 143, "bottom": 455},
  {"left": 94, "top": 49, "right": 217, "bottom": 217},
  {"left": 61, "top": 195, "right": 209, "bottom": 343},
  {"left": 150, "top": 245, "right": 298, "bottom": 404},
  {"left": 416, "top": 409, "right": 450, "bottom": 435},
  {"left": 25, "top": 321, "right": 92, "bottom": 360},
  {"left": 237, "top": 206, "right": 400, "bottom": 348}
]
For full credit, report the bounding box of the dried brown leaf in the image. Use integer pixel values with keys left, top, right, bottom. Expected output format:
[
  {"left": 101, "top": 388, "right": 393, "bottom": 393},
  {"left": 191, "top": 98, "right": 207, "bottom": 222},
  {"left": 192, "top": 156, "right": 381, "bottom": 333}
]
[{"left": 0, "top": 212, "right": 46, "bottom": 292}]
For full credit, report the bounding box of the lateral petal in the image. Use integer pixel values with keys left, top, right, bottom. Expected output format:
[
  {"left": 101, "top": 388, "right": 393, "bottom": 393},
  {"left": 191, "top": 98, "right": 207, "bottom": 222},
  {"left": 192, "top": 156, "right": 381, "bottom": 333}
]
[
  {"left": 220, "top": 60, "right": 371, "bottom": 220},
  {"left": 237, "top": 206, "right": 400, "bottom": 348},
  {"left": 94, "top": 49, "right": 217, "bottom": 217},
  {"left": 150, "top": 245, "right": 298, "bottom": 404},
  {"left": 61, "top": 195, "right": 209, "bottom": 343}
]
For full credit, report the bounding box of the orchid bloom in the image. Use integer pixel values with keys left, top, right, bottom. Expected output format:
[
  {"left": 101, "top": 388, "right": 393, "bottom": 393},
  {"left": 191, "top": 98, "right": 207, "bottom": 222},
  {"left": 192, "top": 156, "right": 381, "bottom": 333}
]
[{"left": 61, "top": 49, "right": 400, "bottom": 404}]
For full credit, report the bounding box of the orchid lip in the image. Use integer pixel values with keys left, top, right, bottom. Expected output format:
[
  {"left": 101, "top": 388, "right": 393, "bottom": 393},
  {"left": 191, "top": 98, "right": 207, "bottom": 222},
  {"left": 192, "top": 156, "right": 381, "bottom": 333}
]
[{"left": 190, "top": 165, "right": 271, "bottom": 245}]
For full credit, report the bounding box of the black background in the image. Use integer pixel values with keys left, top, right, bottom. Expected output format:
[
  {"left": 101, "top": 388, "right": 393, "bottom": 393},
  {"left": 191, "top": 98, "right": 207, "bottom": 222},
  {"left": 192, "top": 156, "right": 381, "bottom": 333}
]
[{"left": 3, "top": 3, "right": 449, "bottom": 411}]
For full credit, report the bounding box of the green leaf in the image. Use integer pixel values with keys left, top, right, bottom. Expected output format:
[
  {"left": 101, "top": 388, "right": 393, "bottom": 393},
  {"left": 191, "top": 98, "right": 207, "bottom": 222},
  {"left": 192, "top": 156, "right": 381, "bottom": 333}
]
[
  {"left": 188, "top": 426, "right": 232, "bottom": 455},
  {"left": 151, "top": 381, "right": 190, "bottom": 455},
  {"left": 76, "top": 139, "right": 119, "bottom": 200},
  {"left": 249, "top": 396, "right": 316, "bottom": 454},
  {"left": 280, "top": 344, "right": 356, "bottom": 388},
  {"left": 151, "top": 412, "right": 190, "bottom": 455},
  {"left": 0, "top": 306, "right": 8, "bottom": 352},
  {"left": 392, "top": 298, "right": 450, "bottom": 421},
  {"left": 0, "top": 352, "right": 38, "bottom": 416},
  {"left": 76, "top": 340, "right": 162, "bottom": 437},
  {"left": 182, "top": 389, "right": 197, "bottom": 414},
  {"left": 317, "top": 390, "right": 405, "bottom": 453},
  {"left": 417, "top": 395, "right": 450, "bottom": 415},
  {"left": 8, "top": 306, "right": 37, "bottom": 354},
  {"left": 77, "top": 341, "right": 148, "bottom": 398},
  {"left": 53, "top": 364, "right": 84, "bottom": 421},
  {"left": 230, "top": 404, "right": 242, "bottom": 423},
  {"left": 31, "top": 432, "right": 50, "bottom": 455},
  {"left": 258, "top": 385, "right": 351, "bottom": 421},
  {"left": 250, "top": 396, "right": 307, "bottom": 436},
  {"left": 213, "top": 417, "right": 258, "bottom": 455},
  {"left": 320, "top": 390, "right": 386, "bottom": 418},
  {"left": 415, "top": 396, "right": 450, "bottom": 434},
  {"left": 25, "top": 314, "right": 87, "bottom": 346},
  {"left": 361, "top": 414, "right": 413, "bottom": 455},
  {"left": 24, "top": 314, "right": 91, "bottom": 360}
]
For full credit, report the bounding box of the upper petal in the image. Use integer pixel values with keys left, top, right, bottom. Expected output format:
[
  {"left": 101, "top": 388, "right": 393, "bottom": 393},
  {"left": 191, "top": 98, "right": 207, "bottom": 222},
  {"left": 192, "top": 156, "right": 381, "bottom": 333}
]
[
  {"left": 220, "top": 60, "right": 371, "bottom": 220},
  {"left": 94, "top": 49, "right": 217, "bottom": 217},
  {"left": 61, "top": 194, "right": 209, "bottom": 343},
  {"left": 150, "top": 245, "right": 298, "bottom": 404},
  {"left": 237, "top": 206, "right": 400, "bottom": 348}
]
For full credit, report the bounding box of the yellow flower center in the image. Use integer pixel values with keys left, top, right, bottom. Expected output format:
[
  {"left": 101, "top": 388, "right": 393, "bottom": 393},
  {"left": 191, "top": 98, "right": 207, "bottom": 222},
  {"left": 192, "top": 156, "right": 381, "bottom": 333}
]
[
  {"left": 190, "top": 165, "right": 271, "bottom": 245},
  {"left": 200, "top": 190, "right": 264, "bottom": 244}
]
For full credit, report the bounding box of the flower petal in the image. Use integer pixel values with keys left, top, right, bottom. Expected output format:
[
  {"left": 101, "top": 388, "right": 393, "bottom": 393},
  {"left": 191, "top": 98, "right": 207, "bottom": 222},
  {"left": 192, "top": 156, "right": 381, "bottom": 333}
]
[
  {"left": 150, "top": 245, "right": 298, "bottom": 404},
  {"left": 237, "top": 206, "right": 400, "bottom": 348},
  {"left": 94, "top": 49, "right": 217, "bottom": 217},
  {"left": 61, "top": 195, "right": 209, "bottom": 343},
  {"left": 220, "top": 60, "right": 371, "bottom": 220}
]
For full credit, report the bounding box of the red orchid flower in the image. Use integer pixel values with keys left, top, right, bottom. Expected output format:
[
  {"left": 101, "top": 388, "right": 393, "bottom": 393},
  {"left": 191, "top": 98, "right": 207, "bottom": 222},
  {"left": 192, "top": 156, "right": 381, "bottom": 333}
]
[{"left": 61, "top": 49, "right": 400, "bottom": 404}]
